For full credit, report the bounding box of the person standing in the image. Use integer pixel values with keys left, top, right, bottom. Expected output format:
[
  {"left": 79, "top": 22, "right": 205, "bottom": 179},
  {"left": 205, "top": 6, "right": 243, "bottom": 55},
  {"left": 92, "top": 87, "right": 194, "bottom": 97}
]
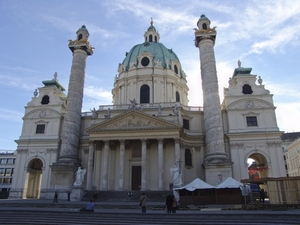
[
  {"left": 53, "top": 191, "right": 58, "bottom": 203},
  {"left": 166, "top": 194, "right": 173, "bottom": 213},
  {"left": 260, "top": 189, "right": 265, "bottom": 203},
  {"left": 139, "top": 193, "right": 147, "bottom": 213},
  {"left": 93, "top": 192, "right": 98, "bottom": 202},
  {"left": 171, "top": 195, "right": 177, "bottom": 213}
]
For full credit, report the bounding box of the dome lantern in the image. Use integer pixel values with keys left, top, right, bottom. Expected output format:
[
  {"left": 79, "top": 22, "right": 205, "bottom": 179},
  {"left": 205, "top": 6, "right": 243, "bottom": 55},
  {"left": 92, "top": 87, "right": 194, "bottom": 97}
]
[{"left": 144, "top": 18, "right": 160, "bottom": 43}]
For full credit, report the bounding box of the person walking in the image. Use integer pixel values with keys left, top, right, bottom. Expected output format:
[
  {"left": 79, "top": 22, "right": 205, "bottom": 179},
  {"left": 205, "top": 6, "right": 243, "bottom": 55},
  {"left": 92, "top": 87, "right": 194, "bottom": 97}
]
[
  {"left": 53, "top": 191, "right": 58, "bottom": 203},
  {"left": 171, "top": 195, "right": 177, "bottom": 213},
  {"left": 139, "top": 193, "right": 147, "bottom": 213},
  {"left": 166, "top": 194, "right": 173, "bottom": 213}
]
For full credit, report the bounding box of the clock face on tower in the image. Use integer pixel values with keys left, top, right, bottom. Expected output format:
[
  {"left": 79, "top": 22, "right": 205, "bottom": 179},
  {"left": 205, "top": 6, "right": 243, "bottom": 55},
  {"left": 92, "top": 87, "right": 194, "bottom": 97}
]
[{"left": 246, "top": 101, "right": 254, "bottom": 109}]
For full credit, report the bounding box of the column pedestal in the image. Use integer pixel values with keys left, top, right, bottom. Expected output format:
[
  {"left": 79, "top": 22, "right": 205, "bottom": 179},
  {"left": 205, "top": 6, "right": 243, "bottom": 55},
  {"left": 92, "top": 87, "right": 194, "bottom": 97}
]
[
  {"left": 50, "top": 163, "right": 77, "bottom": 190},
  {"left": 71, "top": 186, "right": 84, "bottom": 201}
]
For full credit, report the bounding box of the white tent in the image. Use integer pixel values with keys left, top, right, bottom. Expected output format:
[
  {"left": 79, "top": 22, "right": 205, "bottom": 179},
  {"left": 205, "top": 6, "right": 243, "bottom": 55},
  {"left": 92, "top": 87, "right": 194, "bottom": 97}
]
[
  {"left": 173, "top": 178, "right": 215, "bottom": 191},
  {"left": 216, "top": 177, "right": 243, "bottom": 189}
]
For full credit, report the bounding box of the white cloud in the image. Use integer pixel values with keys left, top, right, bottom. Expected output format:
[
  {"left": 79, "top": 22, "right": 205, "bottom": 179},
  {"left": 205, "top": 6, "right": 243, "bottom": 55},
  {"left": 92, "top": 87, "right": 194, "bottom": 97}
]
[
  {"left": 0, "top": 108, "right": 23, "bottom": 123},
  {"left": 83, "top": 85, "right": 112, "bottom": 111},
  {"left": 0, "top": 74, "right": 37, "bottom": 91},
  {"left": 276, "top": 102, "right": 300, "bottom": 132}
]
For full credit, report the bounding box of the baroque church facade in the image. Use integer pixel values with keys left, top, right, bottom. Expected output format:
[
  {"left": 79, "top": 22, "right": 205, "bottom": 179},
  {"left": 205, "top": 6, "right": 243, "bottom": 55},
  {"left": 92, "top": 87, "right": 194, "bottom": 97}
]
[{"left": 10, "top": 15, "right": 286, "bottom": 200}]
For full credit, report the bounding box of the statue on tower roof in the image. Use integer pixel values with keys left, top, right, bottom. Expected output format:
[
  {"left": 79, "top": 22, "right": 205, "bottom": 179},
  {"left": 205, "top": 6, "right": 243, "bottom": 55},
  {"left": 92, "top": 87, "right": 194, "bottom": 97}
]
[
  {"left": 238, "top": 60, "right": 241, "bottom": 68},
  {"left": 54, "top": 72, "right": 58, "bottom": 80}
]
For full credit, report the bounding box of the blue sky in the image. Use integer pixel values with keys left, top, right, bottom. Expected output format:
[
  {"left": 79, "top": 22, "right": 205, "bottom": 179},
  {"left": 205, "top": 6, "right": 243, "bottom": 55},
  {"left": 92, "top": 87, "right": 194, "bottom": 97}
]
[{"left": 0, "top": 0, "right": 299, "bottom": 150}]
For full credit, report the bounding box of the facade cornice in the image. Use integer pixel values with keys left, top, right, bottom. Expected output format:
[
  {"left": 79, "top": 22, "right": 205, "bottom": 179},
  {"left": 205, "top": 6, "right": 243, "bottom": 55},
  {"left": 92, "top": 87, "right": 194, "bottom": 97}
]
[
  {"left": 15, "top": 139, "right": 60, "bottom": 144},
  {"left": 226, "top": 131, "right": 284, "bottom": 138}
]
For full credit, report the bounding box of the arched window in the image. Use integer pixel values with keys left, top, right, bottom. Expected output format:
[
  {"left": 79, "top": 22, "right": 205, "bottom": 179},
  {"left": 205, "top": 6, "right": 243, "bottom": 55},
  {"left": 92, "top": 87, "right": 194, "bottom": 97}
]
[
  {"left": 155, "top": 36, "right": 157, "bottom": 42},
  {"left": 185, "top": 149, "right": 192, "bottom": 167},
  {"left": 140, "top": 84, "right": 150, "bottom": 103},
  {"left": 78, "top": 34, "right": 83, "bottom": 40},
  {"left": 202, "top": 23, "right": 207, "bottom": 30},
  {"left": 41, "top": 95, "right": 49, "bottom": 105},
  {"left": 175, "top": 91, "right": 180, "bottom": 102},
  {"left": 174, "top": 65, "right": 178, "bottom": 74},
  {"left": 149, "top": 35, "right": 153, "bottom": 42},
  {"left": 242, "top": 84, "right": 253, "bottom": 94}
]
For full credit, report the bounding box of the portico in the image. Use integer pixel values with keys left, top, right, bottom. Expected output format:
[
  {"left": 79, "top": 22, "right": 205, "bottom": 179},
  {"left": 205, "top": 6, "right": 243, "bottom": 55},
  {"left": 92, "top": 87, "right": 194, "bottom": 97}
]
[{"left": 86, "top": 110, "right": 182, "bottom": 191}]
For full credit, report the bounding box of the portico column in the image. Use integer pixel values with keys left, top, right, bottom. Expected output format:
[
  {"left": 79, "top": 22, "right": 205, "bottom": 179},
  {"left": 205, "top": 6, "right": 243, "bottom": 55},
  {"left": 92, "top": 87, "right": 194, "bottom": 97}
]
[
  {"left": 174, "top": 138, "right": 180, "bottom": 165},
  {"left": 101, "top": 140, "right": 110, "bottom": 190},
  {"left": 118, "top": 140, "right": 125, "bottom": 191},
  {"left": 158, "top": 139, "right": 164, "bottom": 190},
  {"left": 141, "top": 139, "right": 147, "bottom": 191},
  {"left": 86, "top": 141, "right": 94, "bottom": 190}
]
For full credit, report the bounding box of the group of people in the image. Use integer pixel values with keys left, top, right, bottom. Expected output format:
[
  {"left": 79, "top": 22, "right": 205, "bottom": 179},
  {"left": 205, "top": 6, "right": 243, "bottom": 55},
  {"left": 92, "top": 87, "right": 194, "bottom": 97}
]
[
  {"left": 138, "top": 192, "right": 178, "bottom": 213},
  {"left": 54, "top": 191, "right": 179, "bottom": 213},
  {"left": 166, "top": 194, "right": 178, "bottom": 213}
]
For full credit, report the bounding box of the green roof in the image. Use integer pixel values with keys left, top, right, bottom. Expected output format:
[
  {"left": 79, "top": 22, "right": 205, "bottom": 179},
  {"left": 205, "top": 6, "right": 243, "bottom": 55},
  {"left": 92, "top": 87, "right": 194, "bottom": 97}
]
[
  {"left": 233, "top": 67, "right": 253, "bottom": 77},
  {"left": 42, "top": 79, "right": 66, "bottom": 91},
  {"left": 76, "top": 25, "right": 89, "bottom": 35},
  {"left": 121, "top": 41, "right": 184, "bottom": 77},
  {"left": 198, "top": 14, "right": 210, "bottom": 22}
]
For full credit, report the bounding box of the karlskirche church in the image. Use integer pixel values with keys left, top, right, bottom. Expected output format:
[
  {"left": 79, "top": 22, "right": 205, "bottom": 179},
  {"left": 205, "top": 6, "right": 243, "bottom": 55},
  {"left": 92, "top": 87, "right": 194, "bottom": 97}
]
[{"left": 9, "top": 15, "right": 286, "bottom": 200}]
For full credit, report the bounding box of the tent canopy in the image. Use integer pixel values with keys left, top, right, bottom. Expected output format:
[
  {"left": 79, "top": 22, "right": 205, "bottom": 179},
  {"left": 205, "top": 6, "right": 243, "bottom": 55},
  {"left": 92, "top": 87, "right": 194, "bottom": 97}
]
[
  {"left": 216, "top": 177, "right": 243, "bottom": 189},
  {"left": 173, "top": 178, "right": 215, "bottom": 191}
]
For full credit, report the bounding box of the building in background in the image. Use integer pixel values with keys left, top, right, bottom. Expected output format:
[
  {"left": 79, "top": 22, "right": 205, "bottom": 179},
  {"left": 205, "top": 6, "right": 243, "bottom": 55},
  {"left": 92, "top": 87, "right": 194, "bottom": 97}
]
[
  {"left": 284, "top": 134, "right": 300, "bottom": 177},
  {"left": 0, "top": 150, "right": 16, "bottom": 199},
  {"left": 281, "top": 132, "right": 300, "bottom": 176},
  {"left": 9, "top": 16, "right": 287, "bottom": 200}
]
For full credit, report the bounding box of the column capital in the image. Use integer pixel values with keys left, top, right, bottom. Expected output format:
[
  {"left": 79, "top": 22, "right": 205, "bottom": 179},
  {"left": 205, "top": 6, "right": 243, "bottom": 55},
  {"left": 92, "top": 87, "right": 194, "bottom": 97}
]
[
  {"left": 140, "top": 139, "right": 147, "bottom": 143},
  {"left": 174, "top": 138, "right": 180, "bottom": 144},
  {"left": 157, "top": 138, "right": 164, "bottom": 143}
]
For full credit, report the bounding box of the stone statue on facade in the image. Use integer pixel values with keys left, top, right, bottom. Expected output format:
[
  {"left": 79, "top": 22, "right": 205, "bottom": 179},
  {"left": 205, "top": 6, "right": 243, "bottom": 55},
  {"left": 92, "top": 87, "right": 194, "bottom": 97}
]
[
  {"left": 157, "top": 103, "right": 163, "bottom": 116},
  {"left": 170, "top": 165, "right": 183, "bottom": 187},
  {"left": 104, "top": 108, "right": 111, "bottom": 119},
  {"left": 74, "top": 167, "right": 86, "bottom": 186},
  {"left": 128, "top": 98, "right": 142, "bottom": 111},
  {"left": 90, "top": 108, "right": 98, "bottom": 119},
  {"left": 172, "top": 103, "right": 179, "bottom": 116}
]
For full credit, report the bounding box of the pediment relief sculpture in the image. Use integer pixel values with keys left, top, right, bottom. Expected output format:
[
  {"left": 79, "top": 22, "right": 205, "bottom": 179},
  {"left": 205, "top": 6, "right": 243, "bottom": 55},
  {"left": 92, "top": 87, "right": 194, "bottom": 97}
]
[
  {"left": 87, "top": 111, "right": 180, "bottom": 132},
  {"left": 25, "top": 109, "right": 61, "bottom": 119}
]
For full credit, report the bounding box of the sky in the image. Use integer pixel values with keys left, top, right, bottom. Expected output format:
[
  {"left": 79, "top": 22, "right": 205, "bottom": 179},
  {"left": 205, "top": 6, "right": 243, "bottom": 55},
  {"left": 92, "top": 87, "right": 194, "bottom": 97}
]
[{"left": 0, "top": 0, "right": 299, "bottom": 151}]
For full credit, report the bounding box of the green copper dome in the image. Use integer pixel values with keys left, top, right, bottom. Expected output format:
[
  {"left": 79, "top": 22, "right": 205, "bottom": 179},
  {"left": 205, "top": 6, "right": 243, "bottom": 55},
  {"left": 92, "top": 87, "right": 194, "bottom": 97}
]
[
  {"left": 76, "top": 25, "right": 89, "bottom": 35},
  {"left": 121, "top": 41, "right": 184, "bottom": 76},
  {"left": 198, "top": 14, "right": 211, "bottom": 24}
]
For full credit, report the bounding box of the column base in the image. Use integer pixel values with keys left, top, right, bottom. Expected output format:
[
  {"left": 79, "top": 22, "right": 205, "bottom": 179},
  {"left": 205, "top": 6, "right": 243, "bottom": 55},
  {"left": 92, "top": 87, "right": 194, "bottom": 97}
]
[
  {"left": 203, "top": 162, "right": 233, "bottom": 186},
  {"left": 49, "top": 162, "right": 77, "bottom": 190},
  {"left": 70, "top": 186, "right": 84, "bottom": 201}
]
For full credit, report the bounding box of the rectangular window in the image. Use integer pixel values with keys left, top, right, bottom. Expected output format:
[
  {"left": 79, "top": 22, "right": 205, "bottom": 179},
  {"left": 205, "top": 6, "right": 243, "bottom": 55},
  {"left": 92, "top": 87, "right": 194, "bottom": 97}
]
[
  {"left": 0, "top": 178, "right": 2, "bottom": 184},
  {"left": 5, "top": 168, "right": 11, "bottom": 176},
  {"left": 185, "top": 149, "right": 192, "bottom": 167},
  {"left": 246, "top": 116, "right": 258, "bottom": 126},
  {"left": 36, "top": 124, "right": 45, "bottom": 134},
  {"left": 3, "top": 178, "right": 10, "bottom": 184},
  {"left": 183, "top": 119, "right": 190, "bottom": 130},
  {"left": 0, "top": 159, "right": 6, "bottom": 164},
  {"left": 7, "top": 158, "right": 14, "bottom": 164},
  {"left": 0, "top": 168, "right": 4, "bottom": 176}
]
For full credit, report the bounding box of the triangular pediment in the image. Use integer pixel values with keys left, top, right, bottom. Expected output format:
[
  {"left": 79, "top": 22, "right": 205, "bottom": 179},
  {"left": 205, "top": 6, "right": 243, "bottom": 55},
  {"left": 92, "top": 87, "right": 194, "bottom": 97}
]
[{"left": 86, "top": 110, "right": 181, "bottom": 133}]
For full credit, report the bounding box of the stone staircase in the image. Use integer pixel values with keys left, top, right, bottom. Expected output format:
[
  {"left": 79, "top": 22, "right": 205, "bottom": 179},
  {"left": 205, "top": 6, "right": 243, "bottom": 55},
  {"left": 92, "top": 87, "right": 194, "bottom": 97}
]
[{"left": 82, "top": 190, "right": 171, "bottom": 202}]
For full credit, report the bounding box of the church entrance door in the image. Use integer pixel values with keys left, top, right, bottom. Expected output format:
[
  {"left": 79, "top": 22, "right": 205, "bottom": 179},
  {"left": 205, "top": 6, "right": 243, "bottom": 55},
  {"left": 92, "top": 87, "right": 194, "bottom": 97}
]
[
  {"left": 24, "top": 158, "right": 43, "bottom": 199},
  {"left": 131, "top": 166, "right": 141, "bottom": 190}
]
